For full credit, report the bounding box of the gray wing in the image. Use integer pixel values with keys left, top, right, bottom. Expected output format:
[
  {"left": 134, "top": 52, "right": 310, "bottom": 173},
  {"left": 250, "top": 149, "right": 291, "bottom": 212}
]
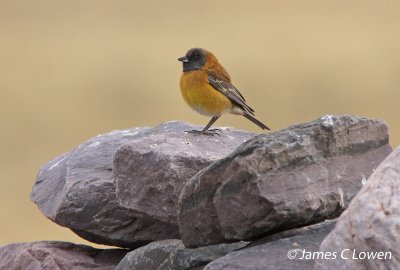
[{"left": 208, "top": 75, "right": 255, "bottom": 115}]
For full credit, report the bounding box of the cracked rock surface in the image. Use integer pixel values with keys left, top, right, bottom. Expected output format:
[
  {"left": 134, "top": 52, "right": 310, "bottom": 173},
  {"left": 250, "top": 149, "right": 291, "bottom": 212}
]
[{"left": 179, "top": 115, "right": 392, "bottom": 247}]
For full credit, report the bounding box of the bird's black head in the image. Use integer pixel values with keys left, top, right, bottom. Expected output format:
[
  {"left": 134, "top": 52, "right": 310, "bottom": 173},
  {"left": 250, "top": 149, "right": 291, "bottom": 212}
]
[{"left": 178, "top": 48, "right": 208, "bottom": 72}]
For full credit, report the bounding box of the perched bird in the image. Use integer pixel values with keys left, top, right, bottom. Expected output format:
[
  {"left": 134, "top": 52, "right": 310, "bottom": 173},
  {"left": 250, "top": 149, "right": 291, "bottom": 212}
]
[{"left": 178, "top": 48, "right": 270, "bottom": 135}]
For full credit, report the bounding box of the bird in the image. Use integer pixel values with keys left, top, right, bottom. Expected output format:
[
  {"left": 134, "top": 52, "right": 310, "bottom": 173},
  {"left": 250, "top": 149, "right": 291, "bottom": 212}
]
[{"left": 178, "top": 48, "right": 270, "bottom": 135}]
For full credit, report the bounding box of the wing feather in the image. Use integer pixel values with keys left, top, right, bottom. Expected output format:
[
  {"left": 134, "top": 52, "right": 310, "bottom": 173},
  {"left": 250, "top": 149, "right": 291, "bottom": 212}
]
[{"left": 207, "top": 73, "right": 255, "bottom": 115}]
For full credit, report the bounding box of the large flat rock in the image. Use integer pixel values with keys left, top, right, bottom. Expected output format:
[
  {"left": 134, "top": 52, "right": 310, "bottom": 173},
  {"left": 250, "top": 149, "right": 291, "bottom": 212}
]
[
  {"left": 204, "top": 220, "right": 336, "bottom": 270},
  {"left": 179, "top": 115, "right": 392, "bottom": 247},
  {"left": 315, "top": 146, "right": 400, "bottom": 270},
  {"left": 0, "top": 241, "right": 127, "bottom": 270},
  {"left": 31, "top": 121, "right": 255, "bottom": 248}
]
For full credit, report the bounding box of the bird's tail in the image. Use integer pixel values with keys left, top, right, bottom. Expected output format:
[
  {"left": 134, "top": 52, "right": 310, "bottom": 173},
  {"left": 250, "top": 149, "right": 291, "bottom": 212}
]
[{"left": 244, "top": 113, "right": 271, "bottom": 131}]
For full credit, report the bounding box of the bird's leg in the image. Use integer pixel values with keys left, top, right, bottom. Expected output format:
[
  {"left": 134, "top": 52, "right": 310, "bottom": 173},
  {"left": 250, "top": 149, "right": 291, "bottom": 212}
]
[
  {"left": 186, "top": 116, "right": 221, "bottom": 136},
  {"left": 202, "top": 116, "right": 220, "bottom": 132}
]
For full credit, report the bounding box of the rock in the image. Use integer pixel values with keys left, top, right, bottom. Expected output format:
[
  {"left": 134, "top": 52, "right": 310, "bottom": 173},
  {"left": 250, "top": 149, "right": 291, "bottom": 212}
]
[
  {"left": 179, "top": 115, "right": 392, "bottom": 247},
  {"left": 315, "top": 146, "right": 400, "bottom": 270},
  {"left": 116, "top": 239, "right": 248, "bottom": 270},
  {"left": 0, "top": 241, "right": 127, "bottom": 270},
  {"left": 114, "top": 123, "right": 255, "bottom": 225},
  {"left": 204, "top": 220, "right": 336, "bottom": 270},
  {"left": 31, "top": 126, "right": 166, "bottom": 248},
  {"left": 31, "top": 121, "right": 255, "bottom": 248}
]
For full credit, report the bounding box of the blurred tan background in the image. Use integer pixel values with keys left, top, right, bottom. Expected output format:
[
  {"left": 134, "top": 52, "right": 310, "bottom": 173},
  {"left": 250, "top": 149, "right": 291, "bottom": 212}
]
[{"left": 1, "top": 1, "right": 399, "bottom": 248}]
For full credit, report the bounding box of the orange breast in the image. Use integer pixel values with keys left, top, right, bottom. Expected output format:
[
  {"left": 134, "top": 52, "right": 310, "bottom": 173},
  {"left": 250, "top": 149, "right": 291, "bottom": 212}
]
[{"left": 180, "top": 71, "right": 232, "bottom": 116}]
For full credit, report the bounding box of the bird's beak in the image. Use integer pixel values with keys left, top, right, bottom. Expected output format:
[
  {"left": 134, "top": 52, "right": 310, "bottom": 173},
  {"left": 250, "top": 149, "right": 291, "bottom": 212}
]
[{"left": 178, "top": 56, "right": 189, "bottom": 63}]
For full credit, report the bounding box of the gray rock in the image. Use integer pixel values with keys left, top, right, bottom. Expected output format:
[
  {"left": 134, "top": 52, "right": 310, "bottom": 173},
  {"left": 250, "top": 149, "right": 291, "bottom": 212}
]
[
  {"left": 114, "top": 123, "right": 255, "bottom": 225},
  {"left": 179, "top": 115, "right": 392, "bottom": 247},
  {"left": 31, "top": 121, "right": 255, "bottom": 248},
  {"left": 0, "top": 241, "right": 127, "bottom": 270},
  {"left": 315, "top": 146, "right": 400, "bottom": 270},
  {"left": 204, "top": 220, "right": 336, "bottom": 270},
  {"left": 116, "top": 239, "right": 248, "bottom": 270},
  {"left": 31, "top": 126, "right": 167, "bottom": 248}
]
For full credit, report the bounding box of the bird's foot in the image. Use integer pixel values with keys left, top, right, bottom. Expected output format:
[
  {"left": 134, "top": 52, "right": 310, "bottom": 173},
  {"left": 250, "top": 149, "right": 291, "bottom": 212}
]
[{"left": 185, "top": 129, "right": 221, "bottom": 136}]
